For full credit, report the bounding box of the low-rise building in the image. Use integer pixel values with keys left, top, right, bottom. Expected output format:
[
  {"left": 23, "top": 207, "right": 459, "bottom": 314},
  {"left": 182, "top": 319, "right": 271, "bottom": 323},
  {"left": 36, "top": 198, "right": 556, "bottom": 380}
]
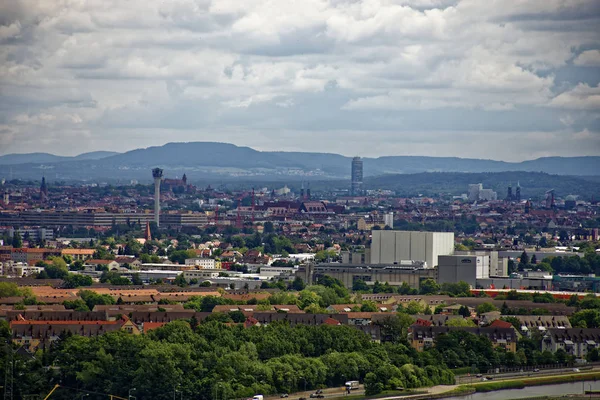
[
  {"left": 410, "top": 325, "right": 518, "bottom": 352},
  {"left": 10, "top": 315, "right": 140, "bottom": 352},
  {"left": 185, "top": 258, "right": 218, "bottom": 269},
  {"left": 61, "top": 248, "right": 96, "bottom": 261},
  {"left": 542, "top": 328, "right": 600, "bottom": 359}
]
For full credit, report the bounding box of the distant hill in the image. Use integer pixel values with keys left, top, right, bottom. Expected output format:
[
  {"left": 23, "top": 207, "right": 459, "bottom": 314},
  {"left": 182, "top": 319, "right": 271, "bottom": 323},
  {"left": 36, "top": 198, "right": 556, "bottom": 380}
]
[
  {"left": 72, "top": 151, "right": 120, "bottom": 161},
  {"left": 0, "top": 142, "right": 598, "bottom": 182},
  {"left": 364, "top": 171, "right": 600, "bottom": 200},
  {"left": 0, "top": 151, "right": 119, "bottom": 165},
  {"left": 0, "top": 153, "right": 71, "bottom": 165}
]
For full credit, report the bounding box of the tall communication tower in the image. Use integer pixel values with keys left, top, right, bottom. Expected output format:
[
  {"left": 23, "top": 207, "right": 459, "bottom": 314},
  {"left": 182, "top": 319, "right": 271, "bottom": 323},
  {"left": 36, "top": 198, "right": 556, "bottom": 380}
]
[{"left": 152, "top": 168, "right": 163, "bottom": 227}]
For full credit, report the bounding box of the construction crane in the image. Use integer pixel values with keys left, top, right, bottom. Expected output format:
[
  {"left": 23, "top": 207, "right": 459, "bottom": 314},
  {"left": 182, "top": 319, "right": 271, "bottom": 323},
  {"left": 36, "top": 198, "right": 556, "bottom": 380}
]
[
  {"left": 43, "top": 384, "right": 128, "bottom": 400},
  {"left": 43, "top": 385, "right": 60, "bottom": 400}
]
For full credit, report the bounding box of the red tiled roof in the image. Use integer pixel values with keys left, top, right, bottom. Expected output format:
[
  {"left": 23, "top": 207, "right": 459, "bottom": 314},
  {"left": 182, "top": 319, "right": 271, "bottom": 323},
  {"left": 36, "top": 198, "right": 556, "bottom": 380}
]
[
  {"left": 11, "top": 320, "right": 120, "bottom": 326},
  {"left": 143, "top": 322, "right": 166, "bottom": 333},
  {"left": 323, "top": 317, "right": 341, "bottom": 326},
  {"left": 490, "top": 319, "right": 513, "bottom": 329},
  {"left": 415, "top": 318, "right": 433, "bottom": 327}
]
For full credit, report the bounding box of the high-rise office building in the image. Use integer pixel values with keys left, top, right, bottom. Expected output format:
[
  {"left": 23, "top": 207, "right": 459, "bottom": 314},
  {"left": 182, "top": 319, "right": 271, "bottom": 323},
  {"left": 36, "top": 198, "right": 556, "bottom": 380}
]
[{"left": 351, "top": 157, "right": 363, "bottom": 196}]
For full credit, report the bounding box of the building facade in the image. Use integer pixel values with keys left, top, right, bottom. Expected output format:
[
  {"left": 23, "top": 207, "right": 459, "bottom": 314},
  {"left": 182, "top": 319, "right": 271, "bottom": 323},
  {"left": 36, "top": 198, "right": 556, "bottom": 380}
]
[
  {"left": 370, "top": 230, "right": 454, "bottom": 268},
  {"left": 351, "top": 157, "right": 363, "bottom": 196}
]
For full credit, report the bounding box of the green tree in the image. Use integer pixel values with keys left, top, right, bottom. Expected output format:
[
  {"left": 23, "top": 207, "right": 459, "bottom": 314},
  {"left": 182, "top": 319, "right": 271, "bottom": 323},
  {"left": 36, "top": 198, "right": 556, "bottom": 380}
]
[
  {"left": 405, "top": 301, "right": 424, "bottom": 315},
  {"left": 62, "top": 274, "right": 93, "bottom": 288},
  {"left": 419, "top": 279, "right": 440, "bottom": 295},
  {"left": 174, "top": 274, "right": 188, "bottom": 287},
  {"left": 530, "top": 254, "right": 537, "bottom": 265},
  {"left": 361, "top": 300, "right": 378, "bottom": 312},
  {"left": 291, "top": 277, "right": 306, "bottom": 291},
  {"left": 131, "top": 273, "right": 143, "bottom": 285},
  {"left": 476, "top": 302, "right": 498, "bottom": 315},
  {"left": 446, "top": 318, "right": 476, "bottom": 327},
  {"left": 0, "top": 282, "right": 30, "bottom": 297},
  {"left": 12, "top": 231, "right": 23, "bottom": 248},
  {"left": 63, "top": 299, "right": 91, "bottom": 311},
  {"left": 519, "top": 251, "right": 529, "bottom": 268},
  {"left": 352, "top": 279, "right": 370, "bottom": 292},
  {"left": 79, "top": 289, "right": 116, "bottom": 310}
]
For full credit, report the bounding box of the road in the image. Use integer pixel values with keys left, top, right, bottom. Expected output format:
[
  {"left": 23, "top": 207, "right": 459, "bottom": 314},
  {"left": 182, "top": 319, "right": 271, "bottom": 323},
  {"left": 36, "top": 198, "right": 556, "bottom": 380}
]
[
  {"left": 266, "top": 385, "right": 364, "bottom": 400},
  {"left": 456, "top": 366, "right": 597, "bottom": 385},
  {"left": 265, "top": 367, "right": 597, "bottom": 400}
]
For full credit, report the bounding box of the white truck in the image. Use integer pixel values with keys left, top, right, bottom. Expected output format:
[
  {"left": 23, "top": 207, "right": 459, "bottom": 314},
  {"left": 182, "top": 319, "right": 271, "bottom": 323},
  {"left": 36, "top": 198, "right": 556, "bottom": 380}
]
[
  {"left": 345, "top": 381, "right": 360, "bottom": 390},
  {"left": 252, "top": 396, "right": 264, "bottom": 400}
]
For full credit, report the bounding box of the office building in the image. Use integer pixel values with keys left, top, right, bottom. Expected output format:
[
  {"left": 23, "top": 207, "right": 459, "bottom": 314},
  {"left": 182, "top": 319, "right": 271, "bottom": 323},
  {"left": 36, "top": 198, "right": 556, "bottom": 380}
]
[
  {"left": 384, "top": 212, "right": 394, "bottom": 229},
  {"left": 468, "top": 184, "right": 482, "bottom": 201},
  {"left": 351, "top": 157, "right": 363, "bottom": 196},
  {"left": 467, "top": 183, "right": 497, "bottom": 201},
  {"left": 370, "top": 230, "right": 454, "bottom": 268}
]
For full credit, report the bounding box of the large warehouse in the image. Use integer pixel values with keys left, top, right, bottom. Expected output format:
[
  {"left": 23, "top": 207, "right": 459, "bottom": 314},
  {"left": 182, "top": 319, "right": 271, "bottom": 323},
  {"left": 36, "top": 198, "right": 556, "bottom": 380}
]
[{"left": 370, "top": 230, "right": 454, "bottom": 268}]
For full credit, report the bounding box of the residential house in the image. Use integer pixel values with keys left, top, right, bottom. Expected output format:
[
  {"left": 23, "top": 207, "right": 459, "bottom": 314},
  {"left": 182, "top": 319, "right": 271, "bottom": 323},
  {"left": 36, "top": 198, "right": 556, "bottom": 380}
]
[
  {"left": 252, "top": 312, "right": 348, "bottom": 326},
  {"left": 542, "top": 328, "right": 600, "bottom": 359},
  {"left": 85, "top": 259, "right": 120, "bottom": 270},
  {"left": 410, "top": 325, "right": 518, "bottom": 352},
  {"left": 10, "top": 315, "right": 139, "bottom": 352},
  {"left": 61, "top": 248, "right": 95, "bottom": 261},
  {"left": 114, "top": 257, "right": 142, "bottom": 269}
]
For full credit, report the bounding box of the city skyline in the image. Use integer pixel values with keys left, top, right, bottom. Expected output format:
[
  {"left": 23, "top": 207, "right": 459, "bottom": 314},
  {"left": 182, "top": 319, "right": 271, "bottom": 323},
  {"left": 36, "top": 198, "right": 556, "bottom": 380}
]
[{"left": 1, "top": 1, "right": 599, "bottom": 161}]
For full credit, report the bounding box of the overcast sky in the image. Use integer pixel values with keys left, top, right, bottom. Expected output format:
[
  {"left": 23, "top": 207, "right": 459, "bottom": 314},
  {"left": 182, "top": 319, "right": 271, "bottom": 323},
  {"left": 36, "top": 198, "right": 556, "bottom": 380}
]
[{"left": 1, "top": 0, "right": 599, "bottom": 161}]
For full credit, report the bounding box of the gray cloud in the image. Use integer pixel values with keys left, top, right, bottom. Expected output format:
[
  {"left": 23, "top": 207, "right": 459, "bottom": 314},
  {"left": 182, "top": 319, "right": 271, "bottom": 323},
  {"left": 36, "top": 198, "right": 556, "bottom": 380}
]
[{"left": 0, "top": 0, "right": 599, "bottom": 161}]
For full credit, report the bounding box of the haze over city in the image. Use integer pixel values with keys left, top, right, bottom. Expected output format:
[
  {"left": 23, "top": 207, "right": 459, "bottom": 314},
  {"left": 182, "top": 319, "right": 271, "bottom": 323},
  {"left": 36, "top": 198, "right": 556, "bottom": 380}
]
[{"left": 1, "top": 0, "right": 600, "bottom": 160}]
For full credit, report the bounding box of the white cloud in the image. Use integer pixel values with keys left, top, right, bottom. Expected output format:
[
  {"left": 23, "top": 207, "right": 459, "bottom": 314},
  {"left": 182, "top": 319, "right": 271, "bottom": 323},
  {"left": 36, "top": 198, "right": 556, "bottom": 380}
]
[
  {"left": 573, "top": 50, "right": 600, "bottom": 67},
  {"left": 550, "top": 83, "right": 600, "bottom": 110},
  {"left": 0, "top": 0, "right": 599, "bottom": 158}
]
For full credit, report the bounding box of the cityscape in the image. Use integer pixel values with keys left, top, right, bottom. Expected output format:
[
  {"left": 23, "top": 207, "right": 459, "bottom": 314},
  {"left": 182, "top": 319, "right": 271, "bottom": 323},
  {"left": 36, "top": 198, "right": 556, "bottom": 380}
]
[{"left": 1, "top": 1, "right": 600, "bottom": 400}]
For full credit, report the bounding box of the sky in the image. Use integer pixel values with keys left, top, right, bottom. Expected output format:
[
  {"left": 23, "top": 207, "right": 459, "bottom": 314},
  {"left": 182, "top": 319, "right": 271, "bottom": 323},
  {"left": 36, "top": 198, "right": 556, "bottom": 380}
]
[{"left": 0, "top": 0, "right": 599, "bottom": 161}]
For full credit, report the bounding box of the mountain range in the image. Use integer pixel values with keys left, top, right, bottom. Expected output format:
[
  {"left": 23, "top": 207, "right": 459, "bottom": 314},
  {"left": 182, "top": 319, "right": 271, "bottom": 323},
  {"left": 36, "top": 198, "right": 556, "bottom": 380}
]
[
  {"left": 0, "top": 151, "right": 119, "bottom": 166},
  {"left": 0, "top": 142, "right": 598, "bottom": 182}
]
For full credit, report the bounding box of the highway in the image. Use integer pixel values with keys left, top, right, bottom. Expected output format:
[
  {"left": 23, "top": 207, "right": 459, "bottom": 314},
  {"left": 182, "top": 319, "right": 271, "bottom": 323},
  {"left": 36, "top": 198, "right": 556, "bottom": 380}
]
[{"left": 456, "top": 366, "right": 596, "bottom": 385}]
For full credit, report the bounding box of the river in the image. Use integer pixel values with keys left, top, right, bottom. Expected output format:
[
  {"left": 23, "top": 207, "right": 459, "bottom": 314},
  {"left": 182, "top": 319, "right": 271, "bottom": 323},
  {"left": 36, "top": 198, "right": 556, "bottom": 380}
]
[{"left": 444, "top": 380, "right": 600, "bottom": 400}]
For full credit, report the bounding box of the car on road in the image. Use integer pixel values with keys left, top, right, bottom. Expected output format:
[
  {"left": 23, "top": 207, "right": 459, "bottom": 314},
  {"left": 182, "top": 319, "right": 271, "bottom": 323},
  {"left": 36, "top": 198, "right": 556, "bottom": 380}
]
[
  {"left": 573, "top": 368, "right": 580, "bottom": 372},
  {"left": 476, "top": 374, "right": 482, "bottom": 378},
  {"left": 280, "top": 394, "right": 288, "bottom": 398},
  {"left": 309, "top": 395, "right": 324, "bottom": 399},
  {"left": 533, "top": 368, "right": 540, "bottom": 372},
  {"left": 485, "top": 376, "right": 493, "bottom": 380}
]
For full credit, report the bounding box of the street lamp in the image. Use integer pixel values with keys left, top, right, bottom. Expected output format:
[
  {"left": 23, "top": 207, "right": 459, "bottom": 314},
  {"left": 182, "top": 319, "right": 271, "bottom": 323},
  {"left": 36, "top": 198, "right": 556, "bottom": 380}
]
[{"left": 129, "top": 388, "right": 137, "bottom": 400}]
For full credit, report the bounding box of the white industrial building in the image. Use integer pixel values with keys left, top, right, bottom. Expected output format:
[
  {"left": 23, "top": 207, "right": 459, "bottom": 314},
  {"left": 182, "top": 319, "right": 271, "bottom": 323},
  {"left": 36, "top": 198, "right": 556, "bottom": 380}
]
[
  {"left": 259, "top": 266, "right": 297, "bottom": 278},
  {"left": 438, "top": 255, "right": 489, "bottom": 287},
  {"left": 370, "top": 230, "right": 454, "bottom": 268},
  {"left": 185, "top": 258, "right": 217, "bottom": 269}
]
